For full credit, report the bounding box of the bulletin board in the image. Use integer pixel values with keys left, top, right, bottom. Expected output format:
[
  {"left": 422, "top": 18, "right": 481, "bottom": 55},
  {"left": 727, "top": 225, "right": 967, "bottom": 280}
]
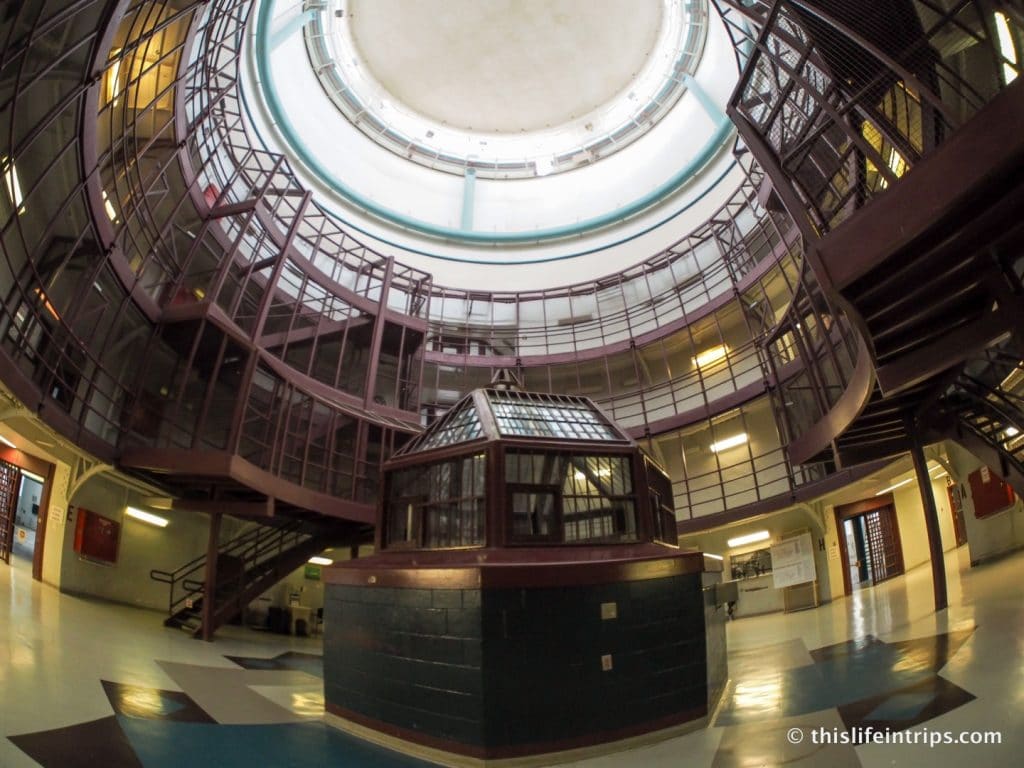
[
  {"left": 771, "top": 532, "right": 817, "bottom": 588},
  {"left": 73, "top": 507, "right": 121, "bottom": 564}
]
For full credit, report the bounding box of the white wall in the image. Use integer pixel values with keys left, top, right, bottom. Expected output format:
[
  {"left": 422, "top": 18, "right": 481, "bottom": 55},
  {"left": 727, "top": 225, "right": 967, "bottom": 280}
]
[
  {"left": 818, "top": 473, "right": 958, "bottom": 600},
  {"left": 57, "top": 475, "right": 247, "bottom": 611},
  {"left": 891, "top": 476, "right": 958, "bottom": 571},
  {"left": 946, "top": 442, "right": 1024, "bottom": 565},
  {"left": 678, "top": 504, "right": 833, "bottom": 613}
]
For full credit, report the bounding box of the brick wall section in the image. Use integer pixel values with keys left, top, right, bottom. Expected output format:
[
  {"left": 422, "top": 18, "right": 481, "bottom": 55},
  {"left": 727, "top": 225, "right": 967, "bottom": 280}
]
[
  {"left": 323, "top": 585, "right": 485, "bottom": 744},
  {"left": 702, "top": 571, "right": 729, "bottom": 714},
  {"left": 324, "top": 572, "right": 713, "bottom": 751}
]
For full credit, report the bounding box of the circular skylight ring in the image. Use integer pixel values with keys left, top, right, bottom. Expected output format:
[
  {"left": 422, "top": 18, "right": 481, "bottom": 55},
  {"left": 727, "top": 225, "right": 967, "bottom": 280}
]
[{"left": 305, "top": 0, "right": 709, "bottom": 179}]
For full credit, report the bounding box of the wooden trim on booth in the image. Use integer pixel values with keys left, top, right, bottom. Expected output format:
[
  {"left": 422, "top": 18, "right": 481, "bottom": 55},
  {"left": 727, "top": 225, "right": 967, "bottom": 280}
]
[{"left": 325, "top": 702, "right": 706, "bottom": 762}]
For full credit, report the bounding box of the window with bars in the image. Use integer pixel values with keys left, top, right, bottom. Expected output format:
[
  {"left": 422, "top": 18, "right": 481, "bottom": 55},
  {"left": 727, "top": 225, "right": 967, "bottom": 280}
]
[
  {"left": 505, "top": 451, "right": 638, "bottom": 544},
  {"left": 384, "top": 453, "right": 486, "bottom": 549}
]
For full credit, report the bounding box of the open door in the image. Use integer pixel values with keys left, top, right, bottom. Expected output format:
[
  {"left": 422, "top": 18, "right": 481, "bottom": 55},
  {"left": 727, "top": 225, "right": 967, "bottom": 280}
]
[
  {"left": 863, "top": 506, "right": 904, "bottom": 584},
  {"left": 0, "top": 459, "right": 21, "bottom": 564}
]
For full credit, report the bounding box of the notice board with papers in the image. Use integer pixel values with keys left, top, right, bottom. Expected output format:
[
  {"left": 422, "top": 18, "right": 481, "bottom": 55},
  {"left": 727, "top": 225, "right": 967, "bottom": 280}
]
[{"left": 771, "top": 532, "right": 816, "bottom": 589}]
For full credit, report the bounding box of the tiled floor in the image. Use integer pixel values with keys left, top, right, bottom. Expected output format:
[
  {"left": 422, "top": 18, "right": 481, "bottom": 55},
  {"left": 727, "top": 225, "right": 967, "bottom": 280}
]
[{"left": 2, "top": 545, "right": 1021, "bottom": 767}]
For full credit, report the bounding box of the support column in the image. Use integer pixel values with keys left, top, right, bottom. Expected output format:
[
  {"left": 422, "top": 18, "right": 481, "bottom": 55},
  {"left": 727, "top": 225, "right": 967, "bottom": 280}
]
[
  {"left": 201, "top": 512, "right": 222, "bottom": 641},
  {"left": 908, "top": 428, "right": 948, "bottom": 611}
]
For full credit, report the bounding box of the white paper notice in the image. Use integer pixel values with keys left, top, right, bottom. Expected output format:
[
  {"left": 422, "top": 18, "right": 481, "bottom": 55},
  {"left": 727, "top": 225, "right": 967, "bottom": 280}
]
[{"left": 771, "top": 532, "right": 817, "bottom": 588}]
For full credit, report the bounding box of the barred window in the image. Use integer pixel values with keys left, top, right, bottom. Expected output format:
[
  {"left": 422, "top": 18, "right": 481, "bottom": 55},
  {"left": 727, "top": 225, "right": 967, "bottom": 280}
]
[
  {"left": 385, "top": 453, "right": 486, "bottom": 549},
  {"left": 505, "top": 451, "right": 638, "bottom": 544}
]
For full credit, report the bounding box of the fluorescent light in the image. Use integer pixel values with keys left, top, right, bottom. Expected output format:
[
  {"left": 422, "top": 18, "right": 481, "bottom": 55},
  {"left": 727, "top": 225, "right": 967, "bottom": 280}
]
[
  {"left": 693, "top": 345, "right": 728, "bottom": 370},
  {"left": 933, "top": 471, "right": 949, "bottom": 479},
  {"left": 0, "top": 435, "right": 16, "bottom": 449},
  {"left": 1005, "top": 426, "right": 1020, "bottom": 438},
  {"left": 308, "top": 556, "right": 333, "bottom": 566},
  {"left": 101, "top": 190, "right": 118, "bottom": 222},
  {"left": 875, "top": 477, "right": 914, "bottom": 496},
  {"left": 727, "top": 530, "right": 770, "bottom": 548},
  {"left": 33, "top": 288, "right": 60, "bottom": 319},
  {"left": 929, "top": 463, "right": 944, "bottom": 474},
  {"left": 20, "top": 469, "right": 45, "bottom": 484},
  {"left": 711, "top": 432, "right": 748, "bottom": 453},
  {"left": 704, "top": 553, "right": 724, "bottom": 561},
  {"left": 887, "top": 147, "right": 906, "bottom": 178},
  {"left": 125, "top": 506, "right": 168, "bottom": 528},
  {"left": 995, "top": 12, "right": 1018, "bottom": 84},
  {"left": 2, "top": 155, "right": 25, "bottom": 214},
  {"left": 107, "top": 56, "right": 121, "bottom": 105}
]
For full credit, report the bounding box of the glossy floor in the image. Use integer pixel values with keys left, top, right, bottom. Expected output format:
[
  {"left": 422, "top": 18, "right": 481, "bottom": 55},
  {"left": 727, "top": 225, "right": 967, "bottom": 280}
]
[{"left": 2, "top": 546, "right": 1021, "bottom": 767}]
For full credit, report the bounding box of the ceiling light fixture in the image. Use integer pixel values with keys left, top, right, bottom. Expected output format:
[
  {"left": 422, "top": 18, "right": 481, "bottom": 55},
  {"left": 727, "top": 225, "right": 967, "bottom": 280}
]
[
  {"left": 727, "top": 530, "right": 770, "bottom": 548},
  {"left": 2, "top": 155, "right": 25, "bottom": 214},
  {"left": 1005, "top": 426, "right": 1020, "bottom": 438},
  {"left": 704, "top": 553, "right": 724, "bottom": 561},
  {"left": 693, "top": 345, "right": 728, "bottom": 370},
  {"left": 125, "top": 506, "right": 169, "bottom": 528},
  {"left": 0, "top": 435, "right": 17, "bottom": 449},
  {"left": 995, "top": 12, "right": 1019, "bottom": 84},
  {"left": 875, "top": 478, "right": 914, "bottom": 496},
  {"left": 711, "top": 433, "right": 748, "bottom": 453},
  {"left": 308, "top": 556, "right": 333, "bottom": 566}
]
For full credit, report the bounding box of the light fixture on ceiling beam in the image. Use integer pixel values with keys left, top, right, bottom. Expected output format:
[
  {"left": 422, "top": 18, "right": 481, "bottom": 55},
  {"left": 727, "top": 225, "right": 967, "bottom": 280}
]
[
  {"left": 710, "top": 432, "right": 748, "bottom": 453},
  {"left": 125, "top": 506, "right": 169, "bottom": 528},
  {"left": 693, "top": 345, "right": 728, "bottom": 370},
  {"left": 875, "top": 477, "right": 914, "bottom": 496},
  {"left": 727, "top": 530, "right": 770, "bottom": 548}
]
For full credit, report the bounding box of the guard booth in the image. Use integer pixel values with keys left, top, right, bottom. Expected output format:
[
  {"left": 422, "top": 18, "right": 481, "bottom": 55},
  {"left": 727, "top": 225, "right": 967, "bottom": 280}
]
[{"left": 322, "top": 380, "right": 727, "bottom": 762}]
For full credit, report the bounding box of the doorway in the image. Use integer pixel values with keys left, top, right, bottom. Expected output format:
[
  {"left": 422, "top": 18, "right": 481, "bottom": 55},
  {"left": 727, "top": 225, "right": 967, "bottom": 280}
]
[
  {"left": 0, "top": 447, "right": 55, "bottom": 579},
  {"left": 835, "top": 494, "right": 905, "bottom": 595},
  {"left": 11, "top": 471, "right": 44, "bottom": 561}
]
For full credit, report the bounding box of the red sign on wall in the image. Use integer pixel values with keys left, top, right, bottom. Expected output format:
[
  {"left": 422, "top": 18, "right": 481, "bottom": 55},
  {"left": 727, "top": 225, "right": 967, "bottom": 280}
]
[
  {"left": 967, "top": 467, "right": 1016, "bottom": 519},
  {"left": 73, "top": 508, "right": 121, "bottom": 564}
]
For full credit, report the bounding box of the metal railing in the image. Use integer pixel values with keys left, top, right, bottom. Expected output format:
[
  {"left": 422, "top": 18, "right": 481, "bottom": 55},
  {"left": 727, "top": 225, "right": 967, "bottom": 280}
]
[
  {"left": 150, "top": 518, "right": 309, "bottom": 618},
  {"left": 730, "top": 0, "right": 1023, "bottom": 235}
]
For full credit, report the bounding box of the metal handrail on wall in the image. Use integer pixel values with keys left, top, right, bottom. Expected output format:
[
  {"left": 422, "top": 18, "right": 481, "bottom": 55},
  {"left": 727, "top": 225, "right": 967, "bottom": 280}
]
[{"left": 150, "top": 518, "right": 308, "bottom": 617}]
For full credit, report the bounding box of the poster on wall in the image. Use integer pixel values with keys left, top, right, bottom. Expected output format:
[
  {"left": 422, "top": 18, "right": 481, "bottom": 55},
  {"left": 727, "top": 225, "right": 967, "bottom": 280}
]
[
  {"left": 771, "top": 532, "right": 816, "bottom": 588},
  {"left": 73, "top": 508, "right": 121, "bottom": 564}
]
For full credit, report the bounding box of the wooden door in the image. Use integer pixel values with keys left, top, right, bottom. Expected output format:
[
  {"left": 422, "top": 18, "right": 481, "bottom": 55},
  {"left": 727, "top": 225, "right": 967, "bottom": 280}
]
[
  {"left": 864, "top": 506, "right": 903, "bottom": 584},
  {"left": 946, "top": 483, "right": 968, "bottom": 546},
  {"left": 0, "top": 459, "right": 21, "bottom": 564}
]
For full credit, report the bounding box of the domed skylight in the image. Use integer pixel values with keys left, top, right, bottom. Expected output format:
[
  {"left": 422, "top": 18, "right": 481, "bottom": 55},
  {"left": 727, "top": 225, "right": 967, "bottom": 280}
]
[{"left": 306, "top": 0, "right": 707, "bottom": 178}]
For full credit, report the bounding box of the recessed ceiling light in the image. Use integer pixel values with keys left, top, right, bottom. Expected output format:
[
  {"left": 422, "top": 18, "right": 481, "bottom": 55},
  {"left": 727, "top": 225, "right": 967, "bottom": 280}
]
[
  {"left": 875, "top": 478, "right": 914, "bottom": 496},
  {"left": 727, "top": 530, "right": 770, "bottom": 548}
]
